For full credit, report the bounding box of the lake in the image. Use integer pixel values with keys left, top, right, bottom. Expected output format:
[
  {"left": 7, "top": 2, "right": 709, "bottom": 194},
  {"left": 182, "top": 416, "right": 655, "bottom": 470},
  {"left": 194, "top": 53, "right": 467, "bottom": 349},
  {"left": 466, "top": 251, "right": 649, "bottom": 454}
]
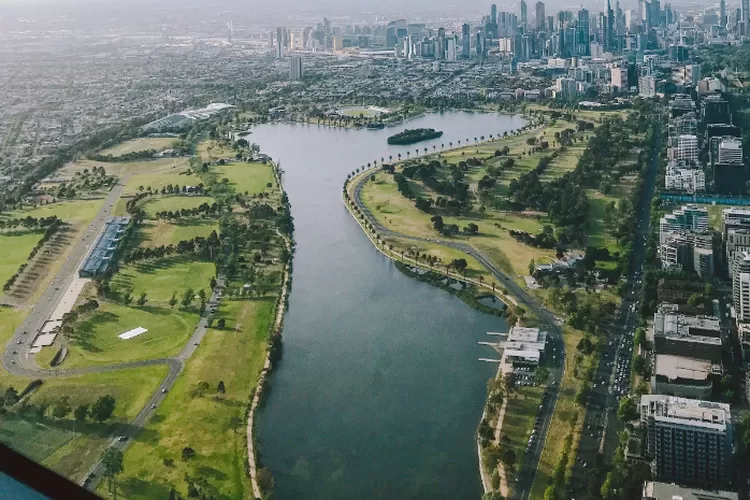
[{"left": 251, "top": 112, "right": 524, "bottom": 500}]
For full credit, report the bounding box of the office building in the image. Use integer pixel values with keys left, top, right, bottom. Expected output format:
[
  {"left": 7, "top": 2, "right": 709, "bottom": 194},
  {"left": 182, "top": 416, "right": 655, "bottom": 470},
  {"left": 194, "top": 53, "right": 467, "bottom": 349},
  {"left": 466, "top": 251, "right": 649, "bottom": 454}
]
[
  {"left": 714, "top": 162, "right": 746, "bottom": 195},
  {"left": 723, "top": 208, "right": 750, "bottom": 270},
  {"left": 652, "top": 304, "right": 722, "bottom": 363},
  {"left": 462, "top": 24, "right": 471, "bottom": 58},
  {"left": 520, "top": 0, "right": 528, "bottom": 27},
  {"left": 664, "top": 164, "right": 705, "bottom": 194},
  {"left": 642, "top": 481, "right": 738, "bottom": 500},
  {"left": 659, "top": 231, "right": 714, "bottom": 278},
  {"left": 702, "top": 95, "right": 731, "bottom": 125},
  {"left": 734, "top": 251, "right": 750, "bottom": 323},
  {"left": 676, "top": 134, "right": 699, "bottom": 163},
  {"left": 577, "top": 9, "right": 590, "bottom": 56},
  {"left": 276, "top": 27, "right": 287, "bottom": 58},
  {"left": 659, "top": 205, "right": 709, "bottom": 245},
  {"left": 718, "top": 137, "right": 744, "bottom": 164},
  {"left": 289, "top": 56, "right": 303, "bottom": 81},
  {"left": 639, "top": 74, "right": 656, "bottom": 98},
  {"left": 640, "top": 395, "right": 733, "bottom": 488},
  {"left": 535, "top": 1, "right": 546, "bottom": 31}
]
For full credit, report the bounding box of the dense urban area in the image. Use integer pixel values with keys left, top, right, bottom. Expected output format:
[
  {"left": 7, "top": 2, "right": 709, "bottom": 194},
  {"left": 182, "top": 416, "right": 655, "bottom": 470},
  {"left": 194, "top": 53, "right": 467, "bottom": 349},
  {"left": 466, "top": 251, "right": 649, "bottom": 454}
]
[{"left": 1, "top": 0, "right": 750, "bottom": 499}]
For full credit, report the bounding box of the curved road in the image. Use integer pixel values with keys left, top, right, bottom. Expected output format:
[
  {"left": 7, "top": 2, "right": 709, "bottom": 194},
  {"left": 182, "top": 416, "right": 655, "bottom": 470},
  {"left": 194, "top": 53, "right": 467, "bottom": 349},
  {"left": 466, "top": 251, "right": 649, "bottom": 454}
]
[
  {"left": 1, "top": 178, "right": 225, "bottom": 492},
  {"left": 349, "top": 169, "right": 565, "bottom": 500}
]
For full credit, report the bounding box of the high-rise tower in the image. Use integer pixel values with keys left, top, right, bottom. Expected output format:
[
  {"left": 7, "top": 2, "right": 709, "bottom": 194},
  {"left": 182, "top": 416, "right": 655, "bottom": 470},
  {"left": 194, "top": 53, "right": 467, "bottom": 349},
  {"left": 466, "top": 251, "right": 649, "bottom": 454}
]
[
  {"left": 535, "top": 1, "right": 546, "bottom": 31},
  {"left": 520, "top": 0, "right": 528, "bottom": 28}
]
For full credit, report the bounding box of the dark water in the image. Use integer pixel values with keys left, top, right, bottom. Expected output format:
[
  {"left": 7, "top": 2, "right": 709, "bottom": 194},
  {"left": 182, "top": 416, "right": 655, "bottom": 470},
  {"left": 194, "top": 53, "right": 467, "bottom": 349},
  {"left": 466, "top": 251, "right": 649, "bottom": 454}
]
[{"left": 252, "top": 112, "right": 524, "bottom": 500}]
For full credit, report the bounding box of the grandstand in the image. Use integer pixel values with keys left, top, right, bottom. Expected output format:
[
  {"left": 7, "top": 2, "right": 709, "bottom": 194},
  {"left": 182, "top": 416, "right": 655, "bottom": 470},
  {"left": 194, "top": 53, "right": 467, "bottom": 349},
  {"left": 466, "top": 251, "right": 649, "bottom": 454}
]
[{"left": 79, "top": 216, "right": 130, "bottom": 278}]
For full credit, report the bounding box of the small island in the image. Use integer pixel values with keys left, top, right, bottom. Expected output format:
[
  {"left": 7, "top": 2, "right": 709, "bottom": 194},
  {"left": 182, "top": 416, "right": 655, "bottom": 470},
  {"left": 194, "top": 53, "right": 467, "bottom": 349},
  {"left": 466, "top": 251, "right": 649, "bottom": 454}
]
[{"left": 387, "top": 128, "right": 443, "bottom": 145}]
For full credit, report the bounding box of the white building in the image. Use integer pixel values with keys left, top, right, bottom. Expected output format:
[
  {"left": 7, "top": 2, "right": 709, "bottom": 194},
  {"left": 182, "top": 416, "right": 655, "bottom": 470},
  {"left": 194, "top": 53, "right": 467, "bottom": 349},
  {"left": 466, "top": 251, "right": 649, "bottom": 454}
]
[
  {"left": 734, "top": 251, "right": 750, "bottom": 323},
  {"left": 501, "top": 326, "right": 547, "bottom": 366},
  {"left": 664, "top": 163, "right": 705, "bottom": 193},
  {"left": 718, "top": 137, "right": 744, "bottom": 164},
  {"left": 555, "top": 77, "right": 577, "bottom": 99},
  {"left": 638, "top": 74, "right": 656, "bottom": 97},
  {"left": 676, "top": 134, "right": 699, "bottom": 163}
]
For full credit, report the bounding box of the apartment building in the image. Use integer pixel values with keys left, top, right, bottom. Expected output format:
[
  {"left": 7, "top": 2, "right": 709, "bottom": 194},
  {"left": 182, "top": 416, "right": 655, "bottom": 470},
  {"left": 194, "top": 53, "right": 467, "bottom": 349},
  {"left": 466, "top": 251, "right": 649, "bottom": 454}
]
[{"left": 640, "top": 395, "right": 733, "bottom": 488}]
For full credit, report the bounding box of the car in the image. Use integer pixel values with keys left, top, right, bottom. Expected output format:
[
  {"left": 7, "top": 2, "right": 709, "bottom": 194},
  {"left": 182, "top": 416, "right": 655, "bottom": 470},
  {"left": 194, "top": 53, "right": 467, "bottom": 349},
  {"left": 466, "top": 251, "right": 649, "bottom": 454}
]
[
  {"left": 194, "top": 342, "right": 199, "bottom": 346},
  {"left": 151, "top": 403, "right": 156, "bottom": 409},
  {"left": 16, "top": 340, "right": 21, "bottom": 344},
  {"left": 118, "top": 436, "right": 128, "bottom": 442},
  {"left": 161, "top": 388, "right": 167, "bottom": 393}
]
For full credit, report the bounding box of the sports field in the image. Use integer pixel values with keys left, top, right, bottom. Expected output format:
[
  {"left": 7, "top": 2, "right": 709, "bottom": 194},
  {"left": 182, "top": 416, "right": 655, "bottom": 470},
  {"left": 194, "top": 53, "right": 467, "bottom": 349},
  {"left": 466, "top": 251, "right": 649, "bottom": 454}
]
[{"left": 99, "top": 138, "right": 177, "bottom": 157}]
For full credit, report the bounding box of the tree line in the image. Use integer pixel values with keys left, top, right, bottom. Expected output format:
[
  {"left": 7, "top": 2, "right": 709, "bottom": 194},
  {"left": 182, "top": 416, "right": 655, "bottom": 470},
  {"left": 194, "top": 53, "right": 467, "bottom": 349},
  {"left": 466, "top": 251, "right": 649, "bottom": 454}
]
[{"left": 3, "top": 217, "right": 63, "bottom": 292}]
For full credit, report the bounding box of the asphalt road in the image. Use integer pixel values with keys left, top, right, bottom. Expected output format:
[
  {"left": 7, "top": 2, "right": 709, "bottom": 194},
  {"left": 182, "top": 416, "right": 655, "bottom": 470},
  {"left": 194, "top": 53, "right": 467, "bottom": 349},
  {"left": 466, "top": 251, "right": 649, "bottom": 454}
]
[
  {"left": 350, "top": 170, "right": 565, "bottom": 500},
  {"left": 569, "top": 119, "right": 661, "bottom": 498},
  {"left": 0, "top": 176, "right": 227, "bottom": 492}
]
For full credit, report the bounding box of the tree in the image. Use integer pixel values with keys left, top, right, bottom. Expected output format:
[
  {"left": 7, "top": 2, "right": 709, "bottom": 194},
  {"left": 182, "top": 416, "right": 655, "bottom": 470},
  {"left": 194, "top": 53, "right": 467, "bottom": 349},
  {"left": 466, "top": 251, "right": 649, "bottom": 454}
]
[
  {"left": 257, "top": 468, "right": 274, "bottom": 493},
  {"left": 169, "top": 292, "right": 177, "bottom": 309},
  {"left": 181, "top": 288, "right": 195, "bottom": 308},
  {"left": 123, "top": 291, "right": 133, "bottom": 306},
  {"left": 137, "top": 292, "right": 148, "bottom": 306},
  {"left": 528, "top": 259, "right": 536, "bottom": 275},
  {"left": 534, "top": 366, "right": 550, "bottom": 384},
  {"left": 102, "top": 447, "right": 124, "bottom": 498},
  {"left": 216, "top": 318, "right": 226, "bottom": 329},
  {"left": 52, "top": 396, "right": 72, "bottom": 419},
  {"left": 74, "top": 404, "right": 89, "bottom": 424},
  {"left": 90, "top": 394, "right": 116, "bottom": 423},
  {"left": 217, "top": 380, "right": 226, "bottom": 394},
  {"left": 181, "top": 447, "right": 196, "bottom": 460},
  {"left": 618, "top": 396, "right": 638, "bottom": 422},
  {"left": 198, "top": 289, "right": 207, "bottom": 303},
  {"left": 451, "top": 258, "right": 468, "bottom": 274},
  {"left": 4, "top": 387, "right": 19, "bottom": 406}
]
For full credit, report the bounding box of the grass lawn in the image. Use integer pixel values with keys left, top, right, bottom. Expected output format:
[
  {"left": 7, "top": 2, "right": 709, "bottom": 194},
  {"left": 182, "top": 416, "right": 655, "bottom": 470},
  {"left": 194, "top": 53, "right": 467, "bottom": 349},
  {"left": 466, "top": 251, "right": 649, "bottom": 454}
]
[
  {"left": 0, "top": 231, "right": 43, "bottom": 286},
  {"left": 196, "top": 140, "right": 236, "bottom": 162},
  {"left": 7, "top": 199, "right": 104, "bottom": 225},
  {"left": 141, "top": 220, "right": 218, "bottom": 248},
  {"left": 59, "top": 158, "right": 190, "bottom": 187},
  {"left": 99, "top": 138, "right": 177, "bottom": 157},
  {"left": 141, "top": 196, "right": 214, "bottom": 218},
  {"left": 122, "top": 161, "right": 198, "bottom": 196},
  {"left": 112, "top": 297, "right": 275, "bottom": 500},
  {"left": 359, "top": 173, "right": 555, "bottom": 277},
  {"left": 502, "top": 385, "right": 545, "bottom": 483},
  {"left": 111, "top": 256, "right": 216, "bottom": 304},
  {"left": 586, "top": 192, "right": 619, "bottom": 253},
  {"left": 213, "top": 162, "right": 276, "bottom": 196},
  {"left": 63, "top": 301, "right": 198, "bottom": 368},
  {"left": 0, "top": 302, "right": 168, "bottom": 483},
  {"left": 530, "top": 327, "right": 593, "bottom": 500},
  {"left": 0, "top": 415, "right": 79, "bottom": 464}
]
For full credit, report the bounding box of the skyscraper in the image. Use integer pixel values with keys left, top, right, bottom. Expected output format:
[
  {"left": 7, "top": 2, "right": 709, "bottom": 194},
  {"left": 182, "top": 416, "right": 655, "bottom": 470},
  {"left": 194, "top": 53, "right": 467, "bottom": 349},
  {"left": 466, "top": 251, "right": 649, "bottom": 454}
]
[
  {"left": 743, "top": 0, "right": 750, "bottom": 23},
  {"left": 289, "top": 56, "right": 303, "bottom": 81},
  {"left": 491, "top": 4, "right": 498, "bottom": 24},
  {"left": 720, "top": 0, "right": 726, "bottom": 25},
  {"left": 606, "top": 0, "right": 615, "bottom": 51},
  {"left": 577, "top": 9, "right": 590, "bottom": 56},
  {"left": 276, "top": 27, "right": 286, "bottom": 58},
  {"left": 462, "top": 23, "right": 471, "bottom": 58},
  {"left": 520, "top": 0, "right": 528, "bottom": 28},
  {"left": 535, "top": 1, "right": 546, "bottom": 31}
]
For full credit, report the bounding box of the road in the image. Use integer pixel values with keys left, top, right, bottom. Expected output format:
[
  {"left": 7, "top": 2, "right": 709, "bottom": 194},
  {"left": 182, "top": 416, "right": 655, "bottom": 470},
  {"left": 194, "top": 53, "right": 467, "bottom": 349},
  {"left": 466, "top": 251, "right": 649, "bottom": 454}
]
[
  {"left": 349, "top": 170, "right": 564, "bottom": 500},
  {"left": 569, "top": 116, "right": 661, "bottom": 498},
  {"left": 0, "top": 176, "right": 227, "bottom": 492}
]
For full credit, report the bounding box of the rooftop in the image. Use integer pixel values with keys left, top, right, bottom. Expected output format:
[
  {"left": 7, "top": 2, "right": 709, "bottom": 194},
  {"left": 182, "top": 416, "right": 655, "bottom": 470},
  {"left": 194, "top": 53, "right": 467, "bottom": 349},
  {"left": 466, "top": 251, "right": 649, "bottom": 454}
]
[
  {"left": 640, "top": 394, "right": 732, "bottom": 432},
  {"left": 643, "top": 481, "right": 738, "bottom": 500},
  {"left": 654, "top": 354, "right": 718, "bottom": 382},
  {"left": 653, "top": 304, "right": 721, "bottom": 346}
]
